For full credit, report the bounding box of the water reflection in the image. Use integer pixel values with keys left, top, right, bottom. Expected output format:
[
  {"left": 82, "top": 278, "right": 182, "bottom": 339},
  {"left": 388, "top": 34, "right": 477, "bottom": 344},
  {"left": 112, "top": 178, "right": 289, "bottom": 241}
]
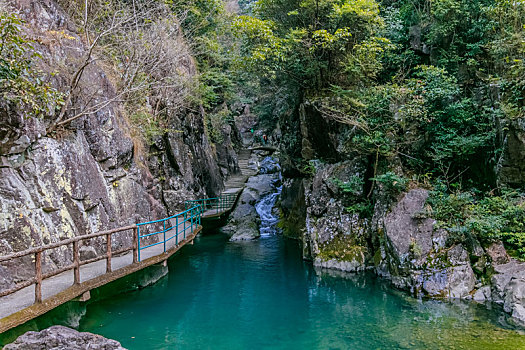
[{"left": 74, "top": 233, "right": 525, "bottom": 350}]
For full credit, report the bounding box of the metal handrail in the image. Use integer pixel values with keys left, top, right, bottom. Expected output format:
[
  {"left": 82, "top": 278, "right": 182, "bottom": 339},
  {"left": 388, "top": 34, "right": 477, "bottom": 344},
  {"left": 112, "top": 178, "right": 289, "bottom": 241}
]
[
  {"left": 0, "top": 204, "right": 205, "bottom": 305},
  {"left": 136, "top": 205, "right": 202, "bottom": 261},
  {"left": 184, "top": 193, "right": 238, "bottom": 215}
]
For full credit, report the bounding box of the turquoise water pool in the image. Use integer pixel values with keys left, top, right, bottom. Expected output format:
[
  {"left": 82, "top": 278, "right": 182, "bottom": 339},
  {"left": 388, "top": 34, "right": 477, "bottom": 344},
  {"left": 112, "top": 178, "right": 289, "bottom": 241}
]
[{"left": 76, "top": 232, "right": 525, "bottom": 349}]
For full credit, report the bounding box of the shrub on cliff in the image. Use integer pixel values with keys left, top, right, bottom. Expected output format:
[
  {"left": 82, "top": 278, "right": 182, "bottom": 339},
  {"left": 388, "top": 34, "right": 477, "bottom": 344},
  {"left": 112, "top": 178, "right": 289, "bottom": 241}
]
[{"left": 0, "top": 12, "right": 63, "bottom": 117}]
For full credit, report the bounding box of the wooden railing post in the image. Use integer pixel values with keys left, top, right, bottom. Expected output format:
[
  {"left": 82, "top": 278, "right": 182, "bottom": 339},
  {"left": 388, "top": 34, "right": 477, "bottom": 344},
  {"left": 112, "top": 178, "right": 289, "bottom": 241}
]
[
  {"left": 132, "top": 226, "right": 138, "bottom": 264},
  {"left": 106, "top": 234, "right": 112, "bottom": 273},
  {"left": 73, "top": 241, "right": 80, "bottom": 284},
  {"left": 35, "top": 251, "right": 42, "bottom": 303}
]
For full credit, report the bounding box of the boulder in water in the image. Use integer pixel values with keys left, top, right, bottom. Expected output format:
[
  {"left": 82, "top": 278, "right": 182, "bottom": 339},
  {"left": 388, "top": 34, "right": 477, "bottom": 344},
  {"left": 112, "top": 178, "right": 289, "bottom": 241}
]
[{"left": 4, "top": 326, "right": 126, "bottom": 350}]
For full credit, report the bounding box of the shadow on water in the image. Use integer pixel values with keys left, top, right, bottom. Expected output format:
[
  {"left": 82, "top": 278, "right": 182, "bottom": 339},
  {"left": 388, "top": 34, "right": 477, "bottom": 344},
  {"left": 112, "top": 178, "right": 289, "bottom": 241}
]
[{"left": 2, "top": 230, "right": 525, "bottom": 349}]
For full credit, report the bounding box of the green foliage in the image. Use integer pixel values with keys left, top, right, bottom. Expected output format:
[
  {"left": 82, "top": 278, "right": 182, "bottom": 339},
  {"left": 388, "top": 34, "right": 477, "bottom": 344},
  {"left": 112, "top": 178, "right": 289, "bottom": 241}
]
[
  {"left": 233, "top": 0, "right": 386, "bottom": 89},
  {"left": 371, "top": 172, "right": 409, "bottom": 195},
  {"left": 0, "top": 12, "right": 63, "bottom": 117},
  {"left": 331, "top": 175, "right": 373, "bottom": 217},
  {"left": 486, "top": 0, "right": 525, "bottom": 119},
  {"left": 205, "top": 107, "right": 232, "bottom": 143},
  {"left": 299, "top": 159, "right": 320, "bottom": 176},
  {"left": 167, "top": 0, "right": 239, "bottom": 144},
  {"left": 428, "top": 186, "right": 525, "bottom": 260},
  {"left": 332, "top": 175, "right": 364, "bottom": 196},
  {"left": 329, "top": 64, "right": 496, "bottom": 182},
  {"left": 129, "top": 109, "right": 166, "bottom": 144},
  {"left": 197, "top": 68, "right": 234, "bottom": 109}
]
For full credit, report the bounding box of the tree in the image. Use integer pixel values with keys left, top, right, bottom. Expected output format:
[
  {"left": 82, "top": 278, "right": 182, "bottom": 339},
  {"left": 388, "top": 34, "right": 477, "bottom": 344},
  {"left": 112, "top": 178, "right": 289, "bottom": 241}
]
[{"left": 233, "top": 0, "right": 386, "bottom": 91}]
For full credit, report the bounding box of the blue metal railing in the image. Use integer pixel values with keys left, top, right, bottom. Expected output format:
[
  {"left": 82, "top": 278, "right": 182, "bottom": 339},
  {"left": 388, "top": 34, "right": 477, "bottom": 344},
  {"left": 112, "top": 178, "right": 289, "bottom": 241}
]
[
  {"left": 135, "top": 192, "right": 238, "bottom": 262},
  {"left": 136, "top": 205, "right": 202, "bottom": 262},
  {"left": 184, "top": 193, "right": 237, "bottom": 215}
]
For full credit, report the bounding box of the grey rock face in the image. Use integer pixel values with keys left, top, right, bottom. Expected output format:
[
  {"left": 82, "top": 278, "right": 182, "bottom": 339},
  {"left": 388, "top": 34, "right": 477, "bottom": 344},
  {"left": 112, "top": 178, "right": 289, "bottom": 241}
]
[
  {"left": 0, "top": 0, "right": 235, "bottom": 291},
  {"left": 486, "top": 241, "right": 510, "bottom": 265},
  {"left": 79, "top": 246, "right": 97, "bottom": 261},
  {"left": 473, "top": 286, "right": 492, "bottom": 302},
  {"left": 280, "top": 178, "right": 306, "bottom": 240},
  {"left": 497, "top": 118, "right": 525, "bottom": 186},
  {"left": 491, "top": 260, "right": 525, "bottom": 326},
  {"left": 302, "top": 159, "right": 369, "bottom": 266},
  {"left": 503, "top": 277, "right": 525, "bottom": 327},
  {"left": 384, "top": 189, "right": 435, "bottom": 268},
  {"left": 382, "top": 190, "right": 475, "bottom": 298},
  {"left": 4, "top": 326, "right": 126, "bottom": 350}
]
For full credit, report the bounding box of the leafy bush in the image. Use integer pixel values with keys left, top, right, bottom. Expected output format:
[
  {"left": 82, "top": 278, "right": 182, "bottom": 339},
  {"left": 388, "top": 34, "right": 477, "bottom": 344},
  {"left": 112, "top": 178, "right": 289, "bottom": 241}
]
[
  {"left": 332, "top": 175, "right": 364, "bottom": 197},
  {"left": 371, "top": 171, "right": 409, "bottom": 196},
  {"left": 427, "top": 186, "right": 525, "bottom": 260},
  {"left": 331, "top": 175, "right": 374, "bottom": 217},
  {"left": 0, "top": 12, "right": 63, "bottom": 116}
]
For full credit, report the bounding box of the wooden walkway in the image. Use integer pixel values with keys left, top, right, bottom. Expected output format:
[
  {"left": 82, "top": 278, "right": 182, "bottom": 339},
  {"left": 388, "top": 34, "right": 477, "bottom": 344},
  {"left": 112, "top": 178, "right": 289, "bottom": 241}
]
[
  {"left": 0, "top": 149, "right": 257, "bottom": 334},
  {"left": 0, "top": 223, "right": 200, "bottom": 334}
]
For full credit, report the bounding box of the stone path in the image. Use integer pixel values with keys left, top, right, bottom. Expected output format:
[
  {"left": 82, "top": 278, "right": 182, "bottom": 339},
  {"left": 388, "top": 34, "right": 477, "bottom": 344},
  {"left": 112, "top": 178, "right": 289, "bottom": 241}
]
[{"left": 201, "top": 149, "right": 255, "bottom": 219}]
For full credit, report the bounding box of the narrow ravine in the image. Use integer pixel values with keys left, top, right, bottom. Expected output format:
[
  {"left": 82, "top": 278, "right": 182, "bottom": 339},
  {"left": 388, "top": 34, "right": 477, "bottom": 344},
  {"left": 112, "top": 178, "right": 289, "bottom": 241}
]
[{"left": 72, "top": 233, "right": 525, "bottom": 350}]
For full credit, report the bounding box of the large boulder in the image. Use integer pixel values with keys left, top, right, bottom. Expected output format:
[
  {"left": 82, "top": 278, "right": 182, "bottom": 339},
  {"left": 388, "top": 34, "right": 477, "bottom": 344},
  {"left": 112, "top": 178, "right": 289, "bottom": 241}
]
[
  {"left": 4, "top": 326, "right": 126, "bottom": 350},
  {"left": 382, "top": 189, "right": 475, "bottom": 298},
  {"left": 302, "top": 159, "right": 369, "bottom": 270},
  {"left": 491, "top": 259, "right": 525, "bottom": 327}
]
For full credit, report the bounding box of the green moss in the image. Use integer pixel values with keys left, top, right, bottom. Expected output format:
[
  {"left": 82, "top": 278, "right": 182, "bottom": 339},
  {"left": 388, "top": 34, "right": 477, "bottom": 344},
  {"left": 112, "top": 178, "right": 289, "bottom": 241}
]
[
  {"left": 423, "top": 251, "right": 450, "bottom": 270},
  {"left": 373, "top": 249, "right": 382, "bottom": 266},
  {"left": 278, "top": 209, "right": 305, "bottom": 240},
  {"left": 317, "top": 234, "right": 367, "bottom": 263}
]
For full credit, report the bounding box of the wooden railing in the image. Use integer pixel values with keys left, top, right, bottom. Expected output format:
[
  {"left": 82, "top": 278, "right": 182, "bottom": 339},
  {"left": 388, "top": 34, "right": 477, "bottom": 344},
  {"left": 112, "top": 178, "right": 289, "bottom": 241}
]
[{"left": 0, "top": 225, "right": 138, "bottom": 303}]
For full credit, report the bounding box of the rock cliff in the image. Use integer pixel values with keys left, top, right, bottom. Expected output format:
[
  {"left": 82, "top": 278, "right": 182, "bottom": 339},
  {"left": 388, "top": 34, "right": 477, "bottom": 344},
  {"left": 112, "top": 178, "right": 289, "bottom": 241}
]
[
  {"left": 0, "top": 0, "right": 238, "bottom": 291},
  {"left": 279, "top": 101, "right": 525, "bottom": 328}
]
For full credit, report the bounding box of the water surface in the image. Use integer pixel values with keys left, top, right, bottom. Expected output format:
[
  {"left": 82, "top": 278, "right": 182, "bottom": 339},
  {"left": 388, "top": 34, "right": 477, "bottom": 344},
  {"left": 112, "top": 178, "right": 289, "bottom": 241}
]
[{"left": 78, "top": 232, "right": 525, "bottom": 349}]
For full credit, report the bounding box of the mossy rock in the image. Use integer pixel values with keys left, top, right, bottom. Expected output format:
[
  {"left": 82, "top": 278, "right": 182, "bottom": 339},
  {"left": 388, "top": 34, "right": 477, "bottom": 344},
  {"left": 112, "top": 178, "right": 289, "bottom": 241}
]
[{"left": 317, "top": 234, "right": 367, "bottom": 263}]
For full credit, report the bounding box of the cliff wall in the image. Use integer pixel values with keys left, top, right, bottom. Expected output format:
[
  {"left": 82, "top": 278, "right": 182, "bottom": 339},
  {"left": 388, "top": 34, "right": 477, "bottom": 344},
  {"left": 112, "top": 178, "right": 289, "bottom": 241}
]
[{"left": 0, "top": 0, "right": 238, "bottom": 290}]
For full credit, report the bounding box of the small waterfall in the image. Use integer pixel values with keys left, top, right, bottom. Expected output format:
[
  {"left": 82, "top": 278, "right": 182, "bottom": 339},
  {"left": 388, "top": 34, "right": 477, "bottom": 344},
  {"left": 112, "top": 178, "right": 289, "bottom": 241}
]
[
  {"left": 255, "top": 156, "right": 282, "bottom": 237},
  {"left": 255, "top": 183, "right": 282, "bottom": 237}
]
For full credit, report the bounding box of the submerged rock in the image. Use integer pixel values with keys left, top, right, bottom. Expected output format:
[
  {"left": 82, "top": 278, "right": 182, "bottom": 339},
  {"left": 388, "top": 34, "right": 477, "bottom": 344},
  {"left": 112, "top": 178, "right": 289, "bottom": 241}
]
[
  {"left": 4, "top": 326, "right": 126, "bottom": 350},
  {"left": 259, "top": 156, "right": 281, "bottom": 174},
  {"left": 313, "top": 257, "right": 366, "bottom": 273},
  {"left": 473, "top": 286, "right": 492, "bottom": 302}
]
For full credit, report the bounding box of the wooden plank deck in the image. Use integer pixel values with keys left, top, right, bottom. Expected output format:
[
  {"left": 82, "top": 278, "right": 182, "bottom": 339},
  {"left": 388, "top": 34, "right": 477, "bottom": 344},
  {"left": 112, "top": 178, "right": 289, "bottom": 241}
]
[{"left": 0, "top": 225, "right": 201, "bottom": 334}]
